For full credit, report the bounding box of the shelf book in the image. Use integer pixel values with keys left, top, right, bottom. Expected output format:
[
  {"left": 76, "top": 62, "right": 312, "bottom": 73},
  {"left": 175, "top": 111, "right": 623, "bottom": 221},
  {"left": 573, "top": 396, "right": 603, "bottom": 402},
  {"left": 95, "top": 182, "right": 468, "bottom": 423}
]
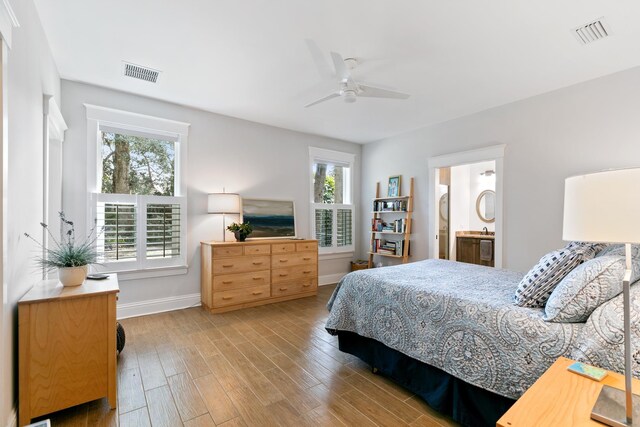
[{"left": 368, "top": 177, "right": 414, "bottom": 267}]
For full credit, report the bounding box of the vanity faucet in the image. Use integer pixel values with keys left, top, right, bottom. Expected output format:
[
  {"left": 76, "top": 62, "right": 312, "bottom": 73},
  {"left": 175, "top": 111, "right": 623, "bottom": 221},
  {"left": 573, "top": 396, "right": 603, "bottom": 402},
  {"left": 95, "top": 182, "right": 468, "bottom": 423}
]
[{"left": 483, "top": 227, "right": 488, "bottom": 235}]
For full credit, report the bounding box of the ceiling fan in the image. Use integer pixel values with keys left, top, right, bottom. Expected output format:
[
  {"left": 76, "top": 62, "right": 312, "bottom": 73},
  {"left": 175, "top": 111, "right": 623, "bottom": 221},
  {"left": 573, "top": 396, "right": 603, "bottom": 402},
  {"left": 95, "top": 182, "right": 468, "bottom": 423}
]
[{"left": 304, "top": 51, "right": 410, "bottom": 108}]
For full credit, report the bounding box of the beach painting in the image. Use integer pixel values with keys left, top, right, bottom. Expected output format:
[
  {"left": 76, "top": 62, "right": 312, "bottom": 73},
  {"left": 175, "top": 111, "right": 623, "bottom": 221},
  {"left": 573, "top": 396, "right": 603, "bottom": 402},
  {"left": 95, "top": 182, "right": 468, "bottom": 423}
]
[{"left": 242, "top": 199, "right": 296, "bottom": 238}]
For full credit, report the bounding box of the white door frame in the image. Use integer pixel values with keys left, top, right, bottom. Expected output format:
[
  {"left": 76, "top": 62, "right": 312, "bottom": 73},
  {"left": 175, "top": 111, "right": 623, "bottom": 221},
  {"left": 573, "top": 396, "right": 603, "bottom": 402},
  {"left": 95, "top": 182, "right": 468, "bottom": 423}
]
[{"left": 427, "top": 144, "right": 506, "bottom": 268}]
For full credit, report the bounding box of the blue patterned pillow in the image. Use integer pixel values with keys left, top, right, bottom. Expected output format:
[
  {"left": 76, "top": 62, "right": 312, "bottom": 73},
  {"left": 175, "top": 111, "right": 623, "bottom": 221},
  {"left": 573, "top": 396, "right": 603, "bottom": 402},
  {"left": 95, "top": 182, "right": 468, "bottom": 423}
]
[
  {"left": 514, "top": 243, "right": 599, "bottom": 308},
  {"left": 544, "top": 255, "right": 625, "bottom": 322},
  {"left": 596, "top": 244, "right": 640, "bottom": 283}
]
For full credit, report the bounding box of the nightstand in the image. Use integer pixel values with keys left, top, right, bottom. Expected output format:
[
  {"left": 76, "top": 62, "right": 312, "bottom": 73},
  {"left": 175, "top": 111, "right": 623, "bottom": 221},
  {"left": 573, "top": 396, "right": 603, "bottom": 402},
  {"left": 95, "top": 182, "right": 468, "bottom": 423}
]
[{"left": 497, "top": 357, "right": 640, "bottom": 426}]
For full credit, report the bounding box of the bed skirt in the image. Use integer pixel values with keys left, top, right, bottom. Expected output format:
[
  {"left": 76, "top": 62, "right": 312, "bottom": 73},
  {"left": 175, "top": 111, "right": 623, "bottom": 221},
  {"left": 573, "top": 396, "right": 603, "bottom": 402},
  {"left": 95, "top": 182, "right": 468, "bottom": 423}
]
[{"left": 337, "top": 330, "right": 515, "bottom": 427}]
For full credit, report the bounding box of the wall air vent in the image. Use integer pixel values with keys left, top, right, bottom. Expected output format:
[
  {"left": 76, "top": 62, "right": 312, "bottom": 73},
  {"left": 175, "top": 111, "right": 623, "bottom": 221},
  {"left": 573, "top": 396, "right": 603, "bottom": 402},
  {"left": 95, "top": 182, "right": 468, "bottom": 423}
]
[
  {"left": 573, "top": 18, "right": 610, "bottom": 45},
  {"left": 123, "top": 62, "right": 160, "bottom": 83}
]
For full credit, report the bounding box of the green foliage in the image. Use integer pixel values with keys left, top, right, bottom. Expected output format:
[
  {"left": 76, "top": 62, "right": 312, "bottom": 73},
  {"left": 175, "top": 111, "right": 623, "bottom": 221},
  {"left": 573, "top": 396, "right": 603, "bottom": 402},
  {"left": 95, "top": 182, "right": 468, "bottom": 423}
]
[
  {"left": 102, "top": 132, "right": 175, "bottom": 196},
  {"left": 323, "top": 174, "right": 335, "bottom": 203},
  {"left": 24, "top": 212, "right": 100, "bottom": 270},
  {"left": 226, "top": 222, "right": 253, "bottom": 236}
]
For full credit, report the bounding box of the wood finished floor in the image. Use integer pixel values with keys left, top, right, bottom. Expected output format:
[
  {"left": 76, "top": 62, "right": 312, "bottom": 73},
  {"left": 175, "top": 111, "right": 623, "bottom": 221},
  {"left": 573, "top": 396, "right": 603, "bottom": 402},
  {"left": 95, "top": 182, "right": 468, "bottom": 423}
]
[{"left": 41, "top": 285, "right": 457, "bottom": 427}]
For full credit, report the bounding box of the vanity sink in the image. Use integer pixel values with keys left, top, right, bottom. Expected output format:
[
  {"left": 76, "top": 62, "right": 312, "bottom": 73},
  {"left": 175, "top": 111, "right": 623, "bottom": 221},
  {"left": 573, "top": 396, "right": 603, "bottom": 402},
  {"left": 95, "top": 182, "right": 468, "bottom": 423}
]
[{"left": 456, "top": 231, "right": 495, "bottom": 239}]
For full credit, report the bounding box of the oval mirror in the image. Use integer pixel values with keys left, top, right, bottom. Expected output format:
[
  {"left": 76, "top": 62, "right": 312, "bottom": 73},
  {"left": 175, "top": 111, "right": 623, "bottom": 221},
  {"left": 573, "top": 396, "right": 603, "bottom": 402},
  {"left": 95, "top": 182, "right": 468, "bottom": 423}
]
[{"left": 476, "top": 190, "right": 496, "bottom": 223}]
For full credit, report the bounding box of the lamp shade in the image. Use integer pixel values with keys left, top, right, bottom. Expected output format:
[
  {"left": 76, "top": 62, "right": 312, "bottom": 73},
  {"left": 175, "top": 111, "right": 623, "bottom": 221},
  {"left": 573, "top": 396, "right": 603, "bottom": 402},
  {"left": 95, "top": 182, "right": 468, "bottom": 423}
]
[
  {"left": 207, "top": 193, "right": 240, "bottom": 214},
  {"left": 563, "top": 168, "right": 640, "bottom": 244}
]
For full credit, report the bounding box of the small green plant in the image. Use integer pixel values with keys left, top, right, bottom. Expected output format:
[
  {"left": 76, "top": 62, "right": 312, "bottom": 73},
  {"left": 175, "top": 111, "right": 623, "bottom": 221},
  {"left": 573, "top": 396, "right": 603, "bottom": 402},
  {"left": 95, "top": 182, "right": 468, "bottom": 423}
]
[
  {"left": 226, "top": 222, "right": 253, "bottom": 235},
  {"left": 24, "top": 212, "right": 101, "bottom": 270}
]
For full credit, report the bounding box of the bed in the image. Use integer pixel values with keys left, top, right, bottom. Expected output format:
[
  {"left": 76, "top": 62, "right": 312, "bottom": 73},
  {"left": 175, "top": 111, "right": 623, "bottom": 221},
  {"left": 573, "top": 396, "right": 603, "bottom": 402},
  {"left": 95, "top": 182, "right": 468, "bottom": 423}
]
[{"left": 325, "top": 259, "right": 586, "bottom": 426}]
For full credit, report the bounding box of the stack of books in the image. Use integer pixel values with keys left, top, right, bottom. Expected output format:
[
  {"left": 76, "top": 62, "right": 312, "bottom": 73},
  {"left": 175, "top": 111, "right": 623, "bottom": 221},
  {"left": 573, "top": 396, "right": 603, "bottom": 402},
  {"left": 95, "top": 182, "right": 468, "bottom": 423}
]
[
  {"left": 370, "top": 239, "right": 410, "bottom": 256},
  {"left": 372, "top": 200, "right": 408, "bottom": 212}
]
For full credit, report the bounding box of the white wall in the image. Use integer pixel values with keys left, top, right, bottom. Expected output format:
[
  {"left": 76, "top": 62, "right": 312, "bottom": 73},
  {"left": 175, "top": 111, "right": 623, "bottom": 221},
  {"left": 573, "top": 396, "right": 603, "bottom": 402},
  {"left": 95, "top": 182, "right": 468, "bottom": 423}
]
[
  {"left": 61, "top": 80, "right": 361, "bottom": 311},
  {"left": 1, "top": 0, "right": 60, "bottom": 424},
  {"left": 360, "top": 66, "right": 640, "bottom": 272}
]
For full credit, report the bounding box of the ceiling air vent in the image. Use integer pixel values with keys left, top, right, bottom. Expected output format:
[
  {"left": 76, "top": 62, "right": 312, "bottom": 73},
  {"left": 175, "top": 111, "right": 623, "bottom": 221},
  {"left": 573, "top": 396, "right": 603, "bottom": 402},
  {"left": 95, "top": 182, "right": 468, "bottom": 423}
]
[
  {"left": 573, "top": 18, "right": 610, "bottom": 45},
  {"left": 123, "top": 62, "right": 160, "bottom": 83}
]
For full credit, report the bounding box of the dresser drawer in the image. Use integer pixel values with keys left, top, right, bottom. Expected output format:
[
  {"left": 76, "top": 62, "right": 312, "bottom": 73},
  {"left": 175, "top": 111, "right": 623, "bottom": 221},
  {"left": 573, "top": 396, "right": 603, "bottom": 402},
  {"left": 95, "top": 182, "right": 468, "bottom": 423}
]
[
  {"left": 212, "top": 255, "right": 270, "bottom": 275},
  {"left": 213, "top": 246, "right": 243, "bottom": 258},
  {"left": 272, "top": 243, "right": 295, "bottom": 253},
  {"left": 244, "top": 244, "right": 271, "bottom": 255},
  {"left": 296, "top": 242, "right": 318, "bottom": 252},
  {"left": 271, "top": 252, "right": 317, "bottom": 268},
  {"left": 213, "top": 270, "right": 270, "bottom": 291},
  {"left": 272, "top": 264, "right": 318, "bottom": 284},
  {"left": 213, "top": 284, "right": 270, "bottom": 308},
  {"left": 271, "top": 279, "right": 317, "bottom": 297}
]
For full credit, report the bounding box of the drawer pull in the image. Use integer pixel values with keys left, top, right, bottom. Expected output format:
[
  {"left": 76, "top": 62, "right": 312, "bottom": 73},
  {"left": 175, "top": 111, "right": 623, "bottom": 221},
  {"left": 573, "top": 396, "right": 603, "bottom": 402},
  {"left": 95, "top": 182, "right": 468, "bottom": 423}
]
[
  {"left": 279, "top": 259, "right": 288, "bottom": 263},
  {"left": 222, "top": 296, "right": 233, "bottom": 300},
  {"left": 222, "top": 264, "right": 234, "bottom": 268},
  {"left": 253, "top": 262, "right": 263, "bottom": 265},
  {"left": 303, "top": 284, "right": 311, "bottom": 288},
  {"left": 252, "top": 277, "right": 261, "bottom": 280},
  {"left": 279, "top": 273, "right": 288, "bottom": 277},
  {"left": 303, "top": 257, "right": 311, "bottom": 261},
  {"left": 252, "top": 291, "right": 263, "bottom": 295},
  {"left": 222, "top": 280, "right": 232, "bottom": 285},
  {"left": 279, "top": 287, "right": 288, "bottom": 291},
  {"left": 303, "top": 270, "right": 311, "bottom": 274}
]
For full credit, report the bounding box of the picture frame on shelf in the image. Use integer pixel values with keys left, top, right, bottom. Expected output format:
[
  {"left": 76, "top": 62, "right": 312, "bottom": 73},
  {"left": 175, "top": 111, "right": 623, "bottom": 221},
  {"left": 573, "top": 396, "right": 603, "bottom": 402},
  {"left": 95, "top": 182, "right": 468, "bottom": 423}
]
[{"left": 388, "top": 175, "right": 401, "bottom": 197}]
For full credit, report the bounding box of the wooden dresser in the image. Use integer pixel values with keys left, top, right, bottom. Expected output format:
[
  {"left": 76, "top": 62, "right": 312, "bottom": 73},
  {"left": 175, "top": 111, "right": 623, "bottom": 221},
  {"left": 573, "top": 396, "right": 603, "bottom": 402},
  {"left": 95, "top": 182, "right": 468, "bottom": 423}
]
[
  {"left": 201, "top": 239, "right": 318, "bottom": 313},
  {"left": 18, "top": 275, "right": 119, "bottom": 426}
]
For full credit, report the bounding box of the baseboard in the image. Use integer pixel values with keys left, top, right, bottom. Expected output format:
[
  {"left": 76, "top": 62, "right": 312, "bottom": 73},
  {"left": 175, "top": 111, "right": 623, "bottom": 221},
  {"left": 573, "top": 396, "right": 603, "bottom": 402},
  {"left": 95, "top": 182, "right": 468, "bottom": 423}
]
[
  {"left": 117, "top": 293, "right": 201, "bottom": 319},
  {"left": 319, "top": 273, "right": 346, "bottom": 286},
  {"left": 6, "top": 406, "right": 16, "bottom": 427}
]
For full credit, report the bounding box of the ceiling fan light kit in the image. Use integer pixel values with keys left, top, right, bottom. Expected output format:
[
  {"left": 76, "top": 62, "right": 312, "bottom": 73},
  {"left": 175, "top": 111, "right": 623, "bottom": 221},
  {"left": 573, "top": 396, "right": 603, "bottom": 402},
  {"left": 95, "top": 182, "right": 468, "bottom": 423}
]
[{"left": 304, "top": 49, "right": 410, "bottom": 108}]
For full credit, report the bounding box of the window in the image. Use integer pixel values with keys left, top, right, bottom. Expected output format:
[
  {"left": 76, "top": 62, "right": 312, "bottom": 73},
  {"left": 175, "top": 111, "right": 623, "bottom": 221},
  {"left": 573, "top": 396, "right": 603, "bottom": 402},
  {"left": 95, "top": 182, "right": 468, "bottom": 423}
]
[
  {"left": 86, "top": 105, "right": 189, "bottom": 273},
  {"left": 309, "top": 147, "right": 355, "bottom": 254}
]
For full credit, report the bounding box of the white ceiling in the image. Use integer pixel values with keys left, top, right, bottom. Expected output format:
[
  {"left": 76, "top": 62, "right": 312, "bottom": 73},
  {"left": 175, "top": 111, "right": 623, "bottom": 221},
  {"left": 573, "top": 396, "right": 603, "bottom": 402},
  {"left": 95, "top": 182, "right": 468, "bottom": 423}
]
[{"left": 34, "top": 1, "right": 640, "bottom": 143}]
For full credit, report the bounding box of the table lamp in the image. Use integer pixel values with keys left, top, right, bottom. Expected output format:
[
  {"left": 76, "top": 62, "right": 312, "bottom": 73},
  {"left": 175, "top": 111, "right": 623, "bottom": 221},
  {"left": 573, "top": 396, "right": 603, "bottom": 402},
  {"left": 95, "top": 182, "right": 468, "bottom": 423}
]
[
  {"left": 208, "top": 192, "right": 241, "bottom": 242},
  {"left": 563, "top": 168, "right": 640, "bottom": 427}
]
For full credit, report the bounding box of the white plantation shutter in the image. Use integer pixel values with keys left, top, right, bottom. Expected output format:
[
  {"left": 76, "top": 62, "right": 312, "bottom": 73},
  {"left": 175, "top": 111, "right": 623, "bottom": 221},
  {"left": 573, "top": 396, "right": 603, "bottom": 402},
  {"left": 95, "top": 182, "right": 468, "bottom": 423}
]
[
  {"left": 337, "top": 209, "right": 352, "bottom": 247},
  {"left": 93, "top": 193, "right": 186, "bottom": 270},
  {"left": 314, "top": 208, "right": 333, "bottom": 247},
  {"left": 146, "top": 203, "right": 181, "bottom": 259},
  {"left": 97, "top": 202, "right": 137, "bottom": 262}
]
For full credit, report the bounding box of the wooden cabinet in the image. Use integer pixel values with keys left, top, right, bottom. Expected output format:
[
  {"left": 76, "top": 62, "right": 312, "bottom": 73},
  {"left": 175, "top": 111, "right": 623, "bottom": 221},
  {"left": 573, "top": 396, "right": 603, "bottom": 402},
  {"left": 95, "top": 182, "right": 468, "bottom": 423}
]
[
  {"left": 497, "top": 357, "right": 640, "bottom": 427},
  {"left": 456, "top": 236, "right": 494, "bottom": 267},
  {"left": 18, "top": 275, "right": 119, "bottom": 426},
  {"left": 201, "top": 239, "right": 318, "bottom": 313}
]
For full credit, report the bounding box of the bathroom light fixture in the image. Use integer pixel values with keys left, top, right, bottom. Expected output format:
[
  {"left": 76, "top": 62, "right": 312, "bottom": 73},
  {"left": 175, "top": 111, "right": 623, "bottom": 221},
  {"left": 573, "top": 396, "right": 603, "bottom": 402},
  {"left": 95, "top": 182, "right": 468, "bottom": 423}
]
[{"left": 480, "top": 170, "right": 495, "bottom": 176}]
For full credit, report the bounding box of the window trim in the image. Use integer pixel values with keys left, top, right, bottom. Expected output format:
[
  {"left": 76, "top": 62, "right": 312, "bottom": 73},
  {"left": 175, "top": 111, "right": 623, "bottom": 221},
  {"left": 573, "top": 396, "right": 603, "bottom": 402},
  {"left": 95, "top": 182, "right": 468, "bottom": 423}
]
[
  {"left": 308, "top": 147, "right": 355, "bottom": 255},
  {"left": 85, "top": 105, "right": 190, "bottom": 273}
]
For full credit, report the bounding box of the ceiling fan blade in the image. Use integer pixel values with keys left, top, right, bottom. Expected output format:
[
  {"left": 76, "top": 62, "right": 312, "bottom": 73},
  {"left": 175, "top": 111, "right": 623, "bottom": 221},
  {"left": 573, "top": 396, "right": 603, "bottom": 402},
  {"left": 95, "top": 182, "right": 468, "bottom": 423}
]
[
  {"left": 358, "top": 84, "right": 410, "bottom": 100},
  {"left": 304, "top": 38, "right": 333, "bottom": 80},
  {"left": 304, "top": 91, "right": 341, "bottom": 108},
  {"left": 330, "top": 51, "right": 350, "bottom": 82}
]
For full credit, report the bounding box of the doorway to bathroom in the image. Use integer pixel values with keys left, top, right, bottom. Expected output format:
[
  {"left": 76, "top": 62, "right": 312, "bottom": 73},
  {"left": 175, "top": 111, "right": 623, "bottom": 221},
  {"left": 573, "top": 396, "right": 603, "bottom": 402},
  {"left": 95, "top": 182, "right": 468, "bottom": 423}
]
[{"left": 427, "top": 145, "right": 505, "bottom": 268}]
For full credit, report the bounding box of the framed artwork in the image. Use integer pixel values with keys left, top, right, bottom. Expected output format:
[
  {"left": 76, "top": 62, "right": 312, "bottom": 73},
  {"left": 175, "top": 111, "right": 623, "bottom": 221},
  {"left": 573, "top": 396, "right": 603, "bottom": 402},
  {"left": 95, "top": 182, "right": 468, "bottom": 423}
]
[
  {"left": 241, "top": 198, "right": 296, "bottom": 239},
  {"left": 387, "top": 175, "right": 401, "bottom": 197}
]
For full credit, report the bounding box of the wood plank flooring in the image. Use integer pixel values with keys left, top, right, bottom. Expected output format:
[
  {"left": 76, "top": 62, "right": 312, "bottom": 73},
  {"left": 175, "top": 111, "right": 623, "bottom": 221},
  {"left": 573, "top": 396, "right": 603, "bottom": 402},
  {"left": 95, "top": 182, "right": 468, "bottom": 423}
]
[{"left": 39, "top": 285, "right": 457, "bottom": 426}]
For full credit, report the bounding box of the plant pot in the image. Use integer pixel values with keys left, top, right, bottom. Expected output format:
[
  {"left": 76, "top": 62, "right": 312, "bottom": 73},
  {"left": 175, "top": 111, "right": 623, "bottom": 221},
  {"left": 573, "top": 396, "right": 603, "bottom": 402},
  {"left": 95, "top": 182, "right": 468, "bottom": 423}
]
[
  {"left": 234, "top": 231, "right": 248, "bottom": 242},
  {"left": 58, "top": 265, "right": 88, "bottom": 287}
]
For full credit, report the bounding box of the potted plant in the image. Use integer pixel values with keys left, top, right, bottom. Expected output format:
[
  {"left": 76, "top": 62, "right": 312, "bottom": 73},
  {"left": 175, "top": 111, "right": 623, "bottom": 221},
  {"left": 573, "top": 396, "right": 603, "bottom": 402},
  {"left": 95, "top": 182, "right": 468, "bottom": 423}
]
[
  {"left": 24, "top": 212, "right": 101, "bottom": 287},
  {"left": 226, "top": 222, "right": 253, "bottom": 242}
]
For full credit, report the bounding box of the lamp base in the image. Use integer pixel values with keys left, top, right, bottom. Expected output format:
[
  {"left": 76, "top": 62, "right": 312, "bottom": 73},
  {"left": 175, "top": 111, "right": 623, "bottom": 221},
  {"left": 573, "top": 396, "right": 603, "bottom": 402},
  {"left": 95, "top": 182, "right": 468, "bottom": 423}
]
[{"left": 592, "top": 385, "right": 640, "bottom": 427}]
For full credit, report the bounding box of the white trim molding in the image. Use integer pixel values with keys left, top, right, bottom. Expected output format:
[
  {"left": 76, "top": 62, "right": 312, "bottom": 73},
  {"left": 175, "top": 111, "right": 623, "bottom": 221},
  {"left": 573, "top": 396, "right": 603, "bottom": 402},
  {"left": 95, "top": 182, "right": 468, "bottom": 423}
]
[
  {"left": 117, "top": 293, "right": 200, "bottom": 319},
  {"left": 6, "top": 407, "right": 16, "bottom": 427},
  {"left": 319, "top": 272, "right": 346, "bottom": 286},
  {"left": 427, "top": 144, "right": 506, "bottom": 268},
  {"left": 0, "top": 0, "right": 18, "bottom": 49}
]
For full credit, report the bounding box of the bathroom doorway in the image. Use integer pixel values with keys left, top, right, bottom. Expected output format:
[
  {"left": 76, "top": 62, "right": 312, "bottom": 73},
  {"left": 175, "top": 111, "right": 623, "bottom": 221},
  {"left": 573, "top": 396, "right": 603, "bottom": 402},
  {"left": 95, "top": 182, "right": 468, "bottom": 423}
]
[{"left": 427, "top": 145, "right": 505, "bottom": 268}]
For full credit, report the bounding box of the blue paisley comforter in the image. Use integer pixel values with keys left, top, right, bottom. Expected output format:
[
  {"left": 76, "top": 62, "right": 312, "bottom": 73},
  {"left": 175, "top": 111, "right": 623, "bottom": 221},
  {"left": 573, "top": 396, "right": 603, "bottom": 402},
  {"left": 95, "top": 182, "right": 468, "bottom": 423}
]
[{"left": 325, "top": 259, "right": 583, "bottom": 399}]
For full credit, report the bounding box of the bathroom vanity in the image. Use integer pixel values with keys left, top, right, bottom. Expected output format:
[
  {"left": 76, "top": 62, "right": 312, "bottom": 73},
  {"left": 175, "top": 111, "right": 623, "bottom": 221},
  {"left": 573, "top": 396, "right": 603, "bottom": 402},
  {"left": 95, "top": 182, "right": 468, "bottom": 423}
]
[{"left": 455, "top": 231, "right": 495, "bottom": 267}]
